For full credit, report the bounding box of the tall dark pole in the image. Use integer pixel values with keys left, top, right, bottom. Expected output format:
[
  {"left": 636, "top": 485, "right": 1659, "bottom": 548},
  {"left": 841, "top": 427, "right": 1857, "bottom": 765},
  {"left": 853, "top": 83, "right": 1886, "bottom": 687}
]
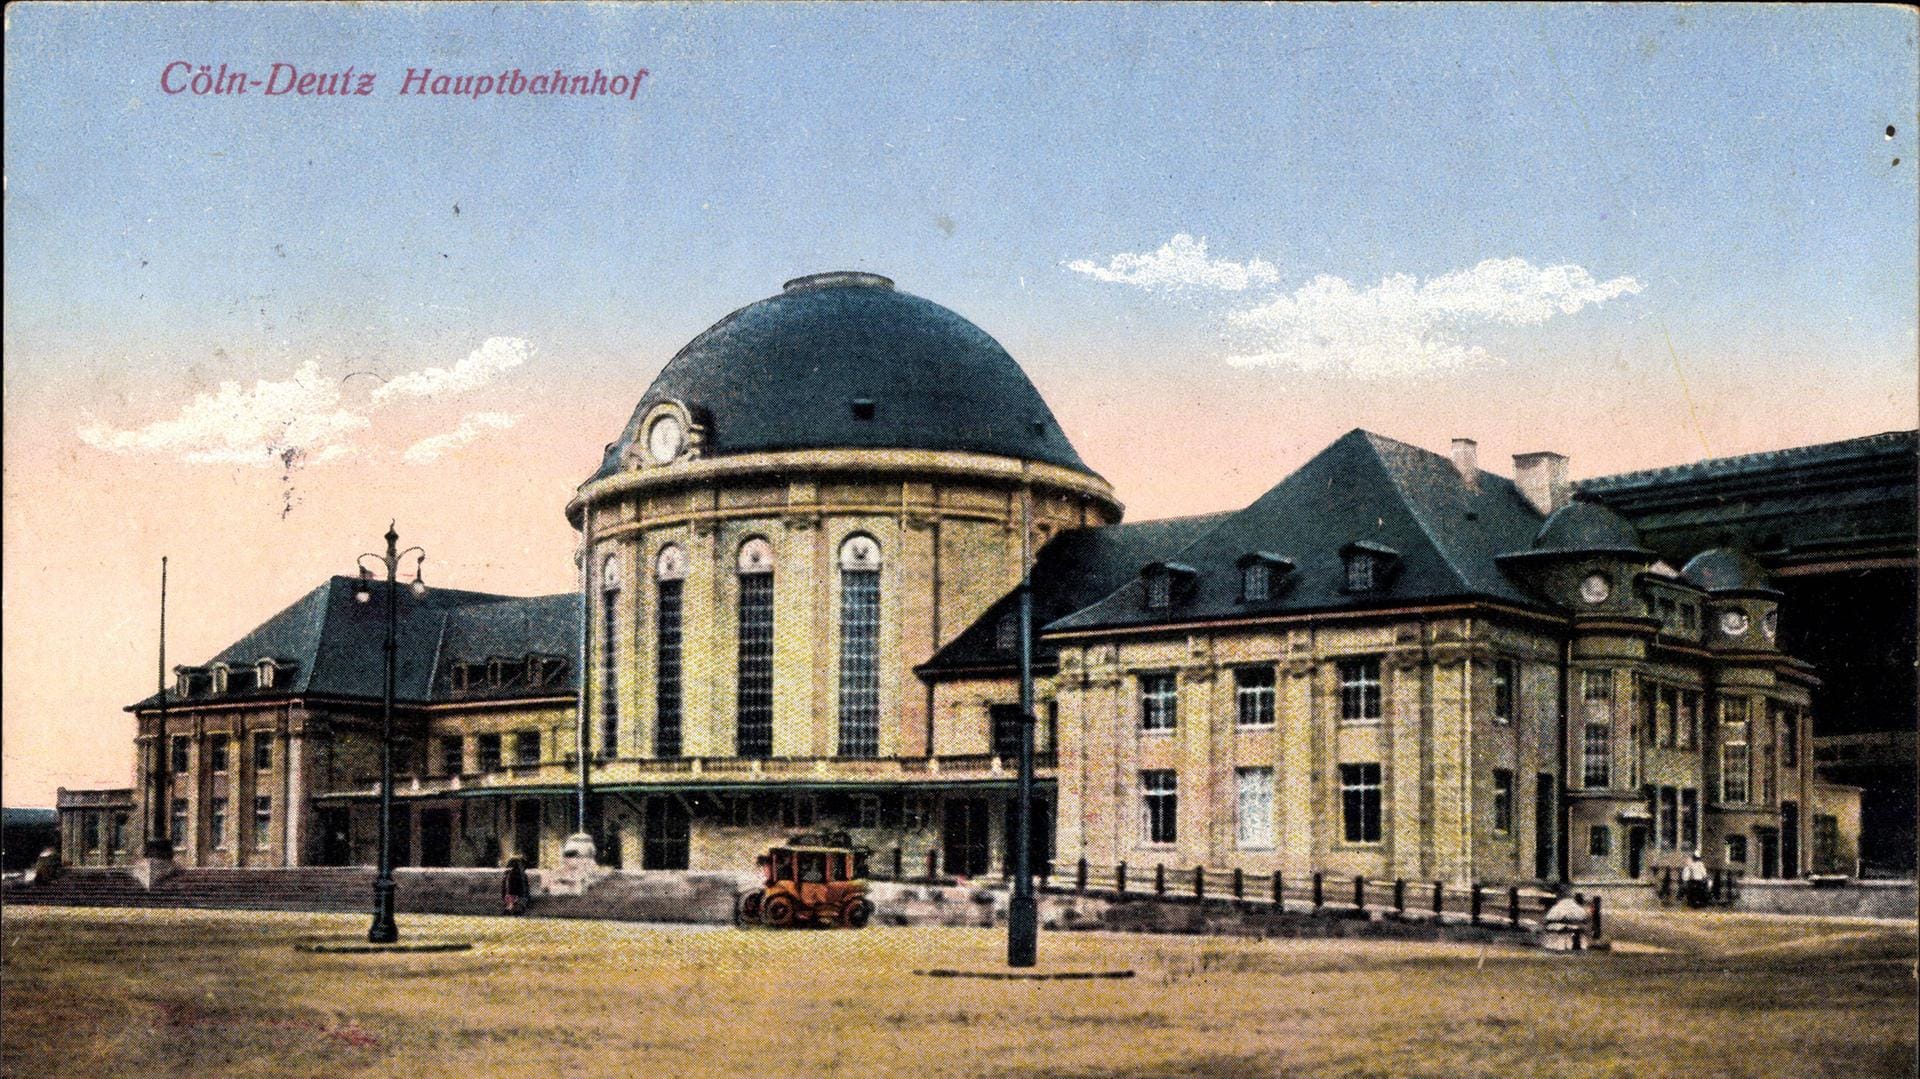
[
  {"left": 369, "top": 524, "right": 401, "bottom": 944},
  {"left": 575, "top": 509, "right": 593, "bottom": 838},
  {"left": 1008, "top": 491, "right": 1038, "bottom": 968},
  {"left": 144, "top": 556, "right": 174, "bottom": 859}
]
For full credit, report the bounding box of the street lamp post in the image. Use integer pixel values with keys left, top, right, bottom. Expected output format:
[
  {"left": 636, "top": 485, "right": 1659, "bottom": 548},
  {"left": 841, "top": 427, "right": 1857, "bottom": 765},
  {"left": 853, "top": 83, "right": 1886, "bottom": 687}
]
[
  {"left": 354, "top": 522, "right": 427, "bottom": 945},
  {"left": 1008, "top": 493, "right": 1038, "bottom": 968}
]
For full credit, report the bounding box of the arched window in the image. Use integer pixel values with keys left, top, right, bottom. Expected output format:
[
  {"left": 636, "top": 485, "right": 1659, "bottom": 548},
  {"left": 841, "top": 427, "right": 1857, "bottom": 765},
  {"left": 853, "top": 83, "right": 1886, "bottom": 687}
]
[
  {"left": 735, "top": 537, "right": 775, "bottom": 758},
  {"left": 599, "top": 553, "right": 621, "bottom": 759},
  {"left": 837, "top": 535, "right": 882, "bottom": 758},
  {"left": 654, "top": 545, "right": 687, "bottom": 759}
]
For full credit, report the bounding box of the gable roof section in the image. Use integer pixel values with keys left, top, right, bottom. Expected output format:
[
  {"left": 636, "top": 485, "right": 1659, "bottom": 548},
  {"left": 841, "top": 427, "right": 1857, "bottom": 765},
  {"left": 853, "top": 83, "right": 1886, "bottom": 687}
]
[
  {"left": 1578, "top": 430, "right": 1917, "bottom": 566},
  {"left": 1045, "top": 429, "right": 1549, "bottom": 635},
  {"left": 129, "top": 577, "right": 579, "bottom": 709},
  {"left": 918, "top": 512, "right": 1233, "bottom": 676}
]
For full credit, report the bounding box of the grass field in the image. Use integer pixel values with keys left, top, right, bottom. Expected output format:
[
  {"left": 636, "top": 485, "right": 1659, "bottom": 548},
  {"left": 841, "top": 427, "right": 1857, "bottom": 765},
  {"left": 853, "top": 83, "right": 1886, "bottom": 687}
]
[{"left": 2, "top": 906, "right": 1914, "bottom": 1079}]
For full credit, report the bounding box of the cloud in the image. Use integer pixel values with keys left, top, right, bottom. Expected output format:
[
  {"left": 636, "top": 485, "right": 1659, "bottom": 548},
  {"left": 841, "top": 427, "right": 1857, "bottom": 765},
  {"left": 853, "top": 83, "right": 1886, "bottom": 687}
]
[
  {"left": 1068, "top": 239, "right": 1643, "bottom": 378},
  {"left": 371, "top": 336, "right": 532, "bottom": 404},
  {"left": 1065, "top": 234, "right": 1280, "bottom": 292},
  {"left": 401, "top": 411, "right": 520, "bottom": 464},
  {"left": 1224, "top": 259, "right": 1643, "bottom": 375},
  {"left": 76, "top": 360, "right": 369, "bottom": 466}
]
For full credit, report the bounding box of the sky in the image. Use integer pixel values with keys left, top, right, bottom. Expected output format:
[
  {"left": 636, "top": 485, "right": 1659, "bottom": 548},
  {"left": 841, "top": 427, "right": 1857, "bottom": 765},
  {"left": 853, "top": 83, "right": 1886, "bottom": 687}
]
[{"left": 4, "top": 3, "right": 1916, "bottom": 806}]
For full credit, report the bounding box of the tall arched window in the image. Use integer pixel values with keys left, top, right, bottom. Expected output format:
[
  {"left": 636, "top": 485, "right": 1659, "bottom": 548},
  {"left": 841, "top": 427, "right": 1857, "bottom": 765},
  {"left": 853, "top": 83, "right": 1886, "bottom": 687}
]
[
  {"left": 735, "top": 537, "right": 775, "bottom": 759},
  {"left": 654, "top": 544, "right": 687, "bottom": 759},
  {"left": 837, "top": 535, "right": 882, "bottom": 758},
  {"left": 599, "top": 553, "right": 621, "bottom": 759}
]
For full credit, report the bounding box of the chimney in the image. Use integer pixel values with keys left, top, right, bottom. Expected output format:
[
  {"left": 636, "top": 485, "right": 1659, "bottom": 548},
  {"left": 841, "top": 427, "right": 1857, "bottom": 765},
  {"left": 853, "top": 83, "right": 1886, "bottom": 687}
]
[
  {"left": 1513, "top": 451, "right": 1571, "bottom": 516},
  {"left": 1450, "top": 438, "right": 1479, "bottom": 490}
]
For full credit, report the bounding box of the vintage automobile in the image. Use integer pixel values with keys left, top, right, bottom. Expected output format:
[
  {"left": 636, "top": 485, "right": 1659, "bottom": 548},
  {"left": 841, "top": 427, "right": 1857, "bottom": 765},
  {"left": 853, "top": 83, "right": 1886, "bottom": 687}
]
[{"left": 736, "top": 831, "right": 876, "bottom": 929}]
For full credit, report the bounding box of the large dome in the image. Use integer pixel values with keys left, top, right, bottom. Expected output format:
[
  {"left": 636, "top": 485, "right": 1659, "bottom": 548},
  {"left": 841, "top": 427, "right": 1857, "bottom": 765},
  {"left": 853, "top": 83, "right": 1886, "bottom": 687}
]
[{"left": 592, "top": 272, "right": 1092, "bottom": 481}]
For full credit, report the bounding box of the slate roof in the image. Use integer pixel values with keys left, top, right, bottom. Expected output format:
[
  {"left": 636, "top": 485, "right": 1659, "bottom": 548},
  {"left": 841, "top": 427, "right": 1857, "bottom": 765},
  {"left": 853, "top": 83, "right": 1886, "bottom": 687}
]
[
  {"left": 1680, "top": 548, "right": 1780, "bottom": 597},
  {"left": 129, "top": 577, "right": 579, "bottom": 710},
  {"left": 1514, "top": 500, "right": 1652, "bottom": 557},
  {"left": 917, "top": 512, "right": 1233, "bottom": 676},
  {"left": 590, "top": 274, "right": 1093, "bottom": 482},
  {"left": 1044, "top": 430, "right": 1550, "bottom": 635},
  {"left": 1579, "top": 430, "right": 1917, "bottom": 564}
]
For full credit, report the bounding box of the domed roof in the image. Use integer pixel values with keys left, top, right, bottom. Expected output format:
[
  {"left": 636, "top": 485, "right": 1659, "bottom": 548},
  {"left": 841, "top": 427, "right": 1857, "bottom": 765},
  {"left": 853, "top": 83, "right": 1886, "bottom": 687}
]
[
  {"left": 1680, "top": 547, "right": 1779, "bottom": 595},
  {"left": 591, "top": 273, "right": 1091, "bottom": 481},
  {"left": 1530, "top": 499, "right": 1650, "bottom": 554}
]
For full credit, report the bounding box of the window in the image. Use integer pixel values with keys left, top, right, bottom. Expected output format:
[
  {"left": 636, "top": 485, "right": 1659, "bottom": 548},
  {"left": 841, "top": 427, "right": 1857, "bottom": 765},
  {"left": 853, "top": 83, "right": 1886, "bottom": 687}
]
[
  {"left": 1679, "top": 690, "right": 1701, "bottom": 750},
  {"left": 209, "top": 797, "right": 228, "bottom": 848},
  {"left": 212, "top": 665, "right": 229, "bottom": 694},
  {"left": 599, "top": 555, "right": 620, "bottom": 758},
  {"left": 1660, "top": 786, "right": 1679, "bottom": 850},
  {"left": 1721, "top": 698, "right": 1750, "bottom": 804},
  {"left": 1781, "top": 706, "right": 1799, "bottom": 769},
  {"left": 990, "top": 704, "right": 1024, "bottom": 759},
  {"left": 1345, "top": 554, "right": 1375, "bottom": 592},
  {"left": 440, "top": 736, "right": 464, "bottom": 776},
  {"left": 514, "top": 730, "right": 541, "bottom": 767},
  {"left": 1338, "top": 659, "right": 1382, "bottom": 723},
  {"left": 1759, "top": 705, "right": 1777, "bottom": 805},
  {"left": 1241, "top": 561, "right": 1270, "bottom": 602},
  {"left": 1139, "top": 674, "right": 1177, "bottom": 732},
  {"left": 1234, "top": 667, "right": 1276, "bottom": 727},
  {"left": 1589, "top": 825, "right": 1612, "bottom": 857},
  {"left": 1725, "top": 834, "right": 1748, "bottom": 863},
  {"left": 836, "top": 535, "right": 882, "bottom": 759},
  {"left": 1144, "top": 573, "right": 1172, "bottom": 610},
  {"left": 655, "top": 546, "right": 687, "bottom": 759},
  {"left": 209, "top": 734, "right": 230, "bottom": 774},
  {"left": 995, "top": 612, "right": 1018, "bottom": 653},
  {"left": 1492, "top": 769, "right": 1513, "bottom": 835},
  {"left": 1581, "top": 670, "right": 1612, "bottom": 788},
  {"left": 854, "top": 795, "right": 881, "bottom": 829},
  {"left": 1141, "top": 770, "right": 1177, "bottom": 845},
  {"left": 1339, "top": 763, "right": 1383, "bottom": 843},
  {"left": 171, "top": 735, "right": 190, "bottom": 774},
  {"left": 1681, "top": 603, "right": 1700, "bottom": 635},
  {"left": 1812, "top": 815, "right": 1840, "bottom": 873},
  {"left": 1680, "top": 788, "right": 1699, "bottom": 851},
  {"left": 82, "top": 814, "right": 100, "bottom": 852},
  {"left": 1236, "top": 767, "right": 1273, "bottom": 849},
  {"left": 779, "top": 794, "right": 815, "bottom": 829},
  {"left": 477, "top": 733, "right": 502, "bottom": 772},
  {"left": 1658, "top": 687, "right": 1678, "bottom": 748},
  {"left": 736, "top": 538, "right": 775, "bottom": 759},
  {"left": 253, "top": 732, "right": 272, "bottom": 772},
  {"left": 1491, "top": 659, "right": 1515, "bottom": 725},
  {"left": 110, "top": 813, "right": 128, "bottom": 853},
  {"left": 170, "top": 799, "right": 188, "bottom": 847},
  {"left": 253, "top": 797, "right": 271, "bottom": 849},
  {"left": 257, "top": 660, "right": 276, "bottom": 689}
]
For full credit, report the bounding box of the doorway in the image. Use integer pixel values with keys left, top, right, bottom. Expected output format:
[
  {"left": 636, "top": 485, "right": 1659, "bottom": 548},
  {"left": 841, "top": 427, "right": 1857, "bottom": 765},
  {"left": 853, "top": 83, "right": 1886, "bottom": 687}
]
[
  {"left": 942, "top": 797, "right": 990, "bottom": 878},
  {"left": 318, "top": 807, "right": 351, "bottom": 866},
  {"left": 512, "top": 799, "right": 541, "bottom": 867},
  {"left": 419, "top": 808, "right": 453, "bottom": 868},
  {"left": 642, "top": 796, "right": 689, "bottom": 870},
  {"left": 1756, "top": 827, "right": 1780, "bottom": 879},
  {"left": 1534, "top": 773, "right": 1556, "bottom": 881},
  {"left": 1626, "top": 825, "right": 1648, "bottom": 879}
]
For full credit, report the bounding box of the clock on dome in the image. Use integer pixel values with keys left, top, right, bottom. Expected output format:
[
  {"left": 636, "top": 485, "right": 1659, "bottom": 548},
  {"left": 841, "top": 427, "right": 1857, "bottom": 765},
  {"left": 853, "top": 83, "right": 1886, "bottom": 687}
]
[
  {"left": 1719, "top": 609, "right": 1750, "bottom": 637},
  {"left": 647, "top": 413, "right": 685, "bottom": 464}
]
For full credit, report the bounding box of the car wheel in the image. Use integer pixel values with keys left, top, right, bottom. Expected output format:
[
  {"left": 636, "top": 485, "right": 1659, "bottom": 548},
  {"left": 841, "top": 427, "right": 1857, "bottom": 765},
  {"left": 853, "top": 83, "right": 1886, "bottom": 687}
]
[
  {"left": 763, "top": 894, "right": 796, "bottom": 928},
  {"left": 845, "top": 898, "right": 874, "bottom": 929},
  {"left": 736, "top": 891, "right": 763, "bottom": 926}
]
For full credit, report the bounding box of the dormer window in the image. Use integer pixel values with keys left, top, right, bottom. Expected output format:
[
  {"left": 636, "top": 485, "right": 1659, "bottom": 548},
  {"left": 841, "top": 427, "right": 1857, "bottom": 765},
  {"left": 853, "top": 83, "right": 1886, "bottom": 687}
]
[
  {"left": 1340, "top": 541, "right": 1400, "bottom": 594},
  {"left": 1141, "top": 562, "right": 1197, "bottom": 612},
  {"left": 256, "top": 660, "right": 276, "bottom": 690},
  {"left": 1236, "top": 552, "right": 1294, "bottom": 603},
  {"left": 211, "top": 664, "right": 230, "bottom": 694}
]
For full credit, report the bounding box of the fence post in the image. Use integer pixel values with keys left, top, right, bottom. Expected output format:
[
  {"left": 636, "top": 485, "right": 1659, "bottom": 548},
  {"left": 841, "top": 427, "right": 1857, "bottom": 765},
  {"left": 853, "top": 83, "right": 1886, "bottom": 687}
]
[
  {"left": 1393, "top": 879, "right": 1406, "bottom": 913},
  {"left": 1116, "top": 861, "right": 1127, "bottom": 894},
  {"left": 892, "top": 846, "right": 903, "bottom": 881},
  {"left": 1312, "top": 872, "right": 1324, "bottom": 909},
  {"left": 1040, "top": 860, "right": 1053, "bottom": 887},
  {"left": 1272, "top": 870, "right": 1284, "bottom": 906},
  {"left": 1353, "top": 876, "right": 1366, "bottom": 910},
  {"left": 1470, "top": 883, "right": 1483, "bottom": 925},
  {"left": 1590, "top": 894, "right": 1604, "bottom": 938},
  {"left": 1194, "top": 866, "right": 1205, "bottom": 899},
  {"left": 1232, "top": 867, "right": 1244, "bottom": 900},
  {"left": 1509, "top": 886, "right": 1521, "bottom": 927},
  {"left": 1155, "top": 862, "right": 1166, "bottom": 896},
  {"left": 926, "top": 849, "right": 938, "bottom": 880},
  {"left": 1433, "top": 880, "right": 1444, "bottom": 916},
  {"left": 1076, "top": 857, "right": 1088, "bottom": 893}
]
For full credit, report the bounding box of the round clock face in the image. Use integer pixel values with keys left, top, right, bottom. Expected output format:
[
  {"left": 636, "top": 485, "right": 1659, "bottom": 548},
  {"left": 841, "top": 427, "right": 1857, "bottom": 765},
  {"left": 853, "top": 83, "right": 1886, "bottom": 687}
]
[
  {"left": 646, "top": 414, "right": 684, "bottom": 463},
  {"left": 1720, "top": 609, "right": 1750, "bottom": 637},
  {"left": 1762, "top": 610, "right": 1778, "bottom": 641},
  {"left": 1579, "top": 573, "right": 1611, "bottom": 604}
]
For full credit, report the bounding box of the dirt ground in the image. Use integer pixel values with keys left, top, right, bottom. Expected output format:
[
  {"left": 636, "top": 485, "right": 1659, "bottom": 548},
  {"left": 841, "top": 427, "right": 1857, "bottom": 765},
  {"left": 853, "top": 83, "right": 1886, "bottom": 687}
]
[{"left": 2, "top": 905, "right": 1914, "bottom": 1079}]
